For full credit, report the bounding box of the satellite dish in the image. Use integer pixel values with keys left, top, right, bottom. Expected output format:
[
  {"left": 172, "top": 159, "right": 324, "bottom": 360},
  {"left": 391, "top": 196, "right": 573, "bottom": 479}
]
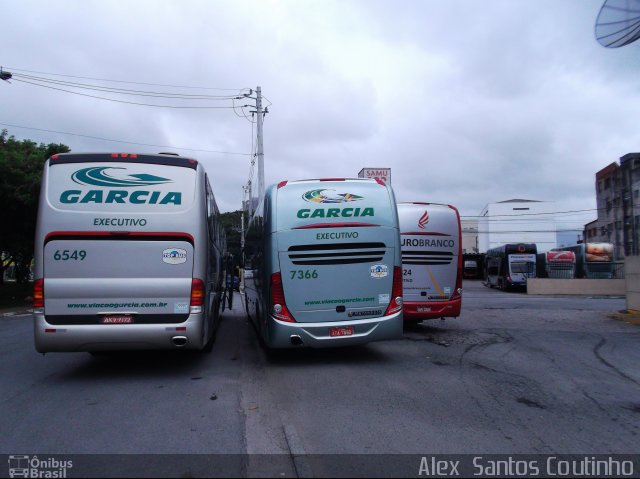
[{"left": 595, "top": 0, "right": 640, "bottom": 47}]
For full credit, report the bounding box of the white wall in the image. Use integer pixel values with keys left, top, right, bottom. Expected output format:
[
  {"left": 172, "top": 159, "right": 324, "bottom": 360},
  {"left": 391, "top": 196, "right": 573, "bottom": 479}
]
[
  {"left": 479, "top": 200, "right": 557, "bottom": 253},
  {"left": 461, "top": 219, "right": 478, "bottom": 254}
]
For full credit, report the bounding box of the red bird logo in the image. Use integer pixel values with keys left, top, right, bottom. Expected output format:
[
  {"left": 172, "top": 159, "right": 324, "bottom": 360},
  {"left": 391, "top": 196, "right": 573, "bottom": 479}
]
[{"left": 418, "top": 211, "right": 429, "bottom": 229}]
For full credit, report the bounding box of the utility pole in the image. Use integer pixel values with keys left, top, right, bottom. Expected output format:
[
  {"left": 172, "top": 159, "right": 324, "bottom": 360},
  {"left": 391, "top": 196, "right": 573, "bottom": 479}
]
[
  {"left": 240, "top": 186, "right": 246, "bottom": 292},
  {"left": 255, "top": 86, "right": 265, "bottom": 202},
  {"left": 243, "top": 86, "right": 267, "bottom": 220},
  {"left": 241, "top": 186, "right": 246, "bottom": 251}
]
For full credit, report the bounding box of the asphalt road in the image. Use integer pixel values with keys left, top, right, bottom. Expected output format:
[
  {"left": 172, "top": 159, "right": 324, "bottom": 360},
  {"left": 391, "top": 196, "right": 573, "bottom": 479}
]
[{"left": 0, "top": 281, "right": 638, "bottom": 476}]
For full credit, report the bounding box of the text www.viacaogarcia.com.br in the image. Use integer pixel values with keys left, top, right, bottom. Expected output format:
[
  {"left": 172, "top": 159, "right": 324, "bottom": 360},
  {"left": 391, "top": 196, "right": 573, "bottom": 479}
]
[
  {"left": 67, "top": 302, "right": 168, "bottom": 309},
  {"left": 304, "top": 297, "right": 375, "bottom": 306}
]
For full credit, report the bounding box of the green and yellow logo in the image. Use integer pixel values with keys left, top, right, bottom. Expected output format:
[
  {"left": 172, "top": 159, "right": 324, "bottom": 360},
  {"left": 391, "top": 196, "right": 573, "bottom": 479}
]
[{"left": 302, "top": 189, "right": 364, "bottom": 204}]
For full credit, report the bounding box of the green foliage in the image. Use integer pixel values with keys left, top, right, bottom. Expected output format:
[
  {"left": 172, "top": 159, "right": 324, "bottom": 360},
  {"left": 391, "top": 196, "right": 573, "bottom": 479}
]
[
  {"left": 0, "top": 129, "right": 70, "bottom": 283},
  {"left": 220, "top": 210, "right": 243, "bottom": 260}
]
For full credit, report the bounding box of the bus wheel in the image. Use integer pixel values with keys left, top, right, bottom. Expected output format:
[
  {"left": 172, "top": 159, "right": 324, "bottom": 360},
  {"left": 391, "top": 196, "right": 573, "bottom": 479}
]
[
  {"left": 202, "top": 299, "right": 219, "bottom": 353},
  {"left": 245, "top": 295, "right": 251, "bottom": 319},
  {"left": 202, "top": 316, "right": 217, "bottom": 353}
]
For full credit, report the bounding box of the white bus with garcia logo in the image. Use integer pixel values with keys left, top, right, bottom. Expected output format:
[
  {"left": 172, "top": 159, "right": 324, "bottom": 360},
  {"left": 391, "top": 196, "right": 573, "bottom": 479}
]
[
  {"left": 33, "top": 152, "right": 227, "bottom": 353},
  {"left": 398, "top": 203, "right": 462, "bottom": 322},
  {"left": 243, "top": 178, "right": 403, "bottom": 348}
]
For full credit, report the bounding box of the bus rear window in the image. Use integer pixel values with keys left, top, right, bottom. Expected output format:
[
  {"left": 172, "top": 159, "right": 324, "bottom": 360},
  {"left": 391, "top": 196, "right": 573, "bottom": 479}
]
[
  {"left": 511, "top": 262, "right": 534, "bottom": 273},
  {"left": 275, "top": 180, "right": 396, "bottom": 231}
]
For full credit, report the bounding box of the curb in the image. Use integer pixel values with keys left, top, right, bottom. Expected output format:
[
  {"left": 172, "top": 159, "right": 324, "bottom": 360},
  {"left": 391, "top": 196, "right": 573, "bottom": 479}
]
[{"left": 608, "top": 310, "right": 640, "bottom": 325}]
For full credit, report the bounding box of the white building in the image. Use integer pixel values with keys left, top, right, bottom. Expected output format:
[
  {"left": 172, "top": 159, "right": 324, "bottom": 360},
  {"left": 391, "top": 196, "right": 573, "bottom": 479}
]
[
  {"left": 461, "top": 219, "right": 479, "bottom": 254},
  {"left": 478, "top": 199, "right": 557, "bottom": 253}
]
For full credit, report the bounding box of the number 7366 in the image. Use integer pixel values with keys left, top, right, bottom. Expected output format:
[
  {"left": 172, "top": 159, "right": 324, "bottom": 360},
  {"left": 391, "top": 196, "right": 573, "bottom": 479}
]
[{"left": 290, "top": 269, "right": 318, "bottom": 280}]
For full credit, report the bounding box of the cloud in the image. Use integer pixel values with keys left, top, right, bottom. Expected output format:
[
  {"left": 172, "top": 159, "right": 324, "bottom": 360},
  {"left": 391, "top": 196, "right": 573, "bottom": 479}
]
[{"left": 1, "top": 0, "right": 636, "bottom": 240}]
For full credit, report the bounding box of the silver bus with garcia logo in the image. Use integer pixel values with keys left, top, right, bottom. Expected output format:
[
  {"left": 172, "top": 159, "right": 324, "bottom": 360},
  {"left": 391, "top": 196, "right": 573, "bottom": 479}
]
[
  {"left": 243, "top": 178, "right": 403, "bottom": 348},
  {"left": 398, "top": 203, "right": 462, "bottom": 322},
  {"left": 33, "top": 153, "right": 227, "bottom": 352}
]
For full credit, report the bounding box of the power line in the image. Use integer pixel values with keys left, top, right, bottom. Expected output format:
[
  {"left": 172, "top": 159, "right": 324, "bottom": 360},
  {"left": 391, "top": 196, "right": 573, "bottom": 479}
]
[
  {"left": 3, "top": 66, "right": 248, "bottom": 91},
  {"left": 459, "top": 202, "right": 640, "bottom": 222},
  {"left": 12, "top": 78, "right": 244, "bottom": 109},
  {"left": 11, "top": 73, "right": 249, "bottom": 100},
  {"left": 0, "top": 122, "right": 252, "bottom": 156},
  {"left": 469, "top": 230, "right": 590, "bottom": 234},
  {"left": 462, "top": 208, "right": 599, "bottom": 218}
]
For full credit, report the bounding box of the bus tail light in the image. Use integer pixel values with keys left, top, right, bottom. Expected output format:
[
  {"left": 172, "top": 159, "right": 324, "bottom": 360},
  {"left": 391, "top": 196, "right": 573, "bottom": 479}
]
[
  {"left": 190, "top": 278, "right": 205, "bottom": 313},
  {"left": 33, "top": 278, "right": 44, "bottom": 309},
  {"left": 384, "top": 267, "right": 403, "bottom": 316},
  {"left": 452, "top": 258, "right": 463, "bottom": 300},
  {"left": 270, "top": 272, "right": 295, "bottom": 322}
]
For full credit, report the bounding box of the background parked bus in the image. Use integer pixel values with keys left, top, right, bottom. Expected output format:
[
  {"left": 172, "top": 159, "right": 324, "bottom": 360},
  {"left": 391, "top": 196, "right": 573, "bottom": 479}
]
[
  {"left": 536, "top": 250, "right": 577, "bottom": 279},
  {"left": 243, "top": 178, "right": 403, "bottom": 349},
  {"left": 33, "top": 152, "right": 226, "bottom": 353},
  {"left": 551, "top": 242, "right": 614, "bottom": 279},
  {"left": 398, "top": 202, "right": 462, "bottom": 322},
  {"left": 484, "top": 243, "right": 537, "bottom": 290},
  {"left": 462, "top": 253, "right": 485, "bottom": 280}
]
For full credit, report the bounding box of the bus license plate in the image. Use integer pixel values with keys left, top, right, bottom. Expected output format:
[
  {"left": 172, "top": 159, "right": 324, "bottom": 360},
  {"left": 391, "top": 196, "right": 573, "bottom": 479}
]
[
  {"left": 330, "top": 327, "right": 353, "bottom": 337},
  {"left": 101, "top": 315, "right": 134, "bottom": 324},
  {"left": 417, "top": 306, "right": 431, "bottom": 312}
]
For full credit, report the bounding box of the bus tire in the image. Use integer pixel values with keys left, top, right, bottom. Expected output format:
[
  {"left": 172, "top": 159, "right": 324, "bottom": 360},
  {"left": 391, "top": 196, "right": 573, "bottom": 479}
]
[
  {"left": 202, "top": 314, "right": 217, "bottom": 353},
  {"left": 202, "top": 297, "right": 220, "bottom": 353}
]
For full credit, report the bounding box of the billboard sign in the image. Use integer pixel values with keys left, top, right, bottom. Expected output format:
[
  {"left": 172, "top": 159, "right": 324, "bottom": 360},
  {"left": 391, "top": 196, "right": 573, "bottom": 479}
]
[{"left": 358, "top": 168, "right": 391, "bottom": 185}]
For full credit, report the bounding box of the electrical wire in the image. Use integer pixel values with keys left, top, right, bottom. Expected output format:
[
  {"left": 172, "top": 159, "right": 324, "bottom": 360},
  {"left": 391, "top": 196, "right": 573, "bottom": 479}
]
[
  {"left": 11, "top": 73, "right": 249, "bottom": 100},
  {"left": 0, "top": 122, "right": 252, "bottom": 156},
  {"left": 12, "top": 78, "right": 242, "bottom": 109},
  {"left": 3, "top": 66, "right": 249, "bottom": 91},
  {"left": 461, "top": 204, "right": 640, "bottom": 219}
]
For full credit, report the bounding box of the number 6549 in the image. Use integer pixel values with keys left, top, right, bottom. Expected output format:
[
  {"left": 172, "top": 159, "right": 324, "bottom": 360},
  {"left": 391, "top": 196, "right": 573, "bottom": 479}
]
[{"left": 53, "top": 250, "right": 87, "bottom": 261}]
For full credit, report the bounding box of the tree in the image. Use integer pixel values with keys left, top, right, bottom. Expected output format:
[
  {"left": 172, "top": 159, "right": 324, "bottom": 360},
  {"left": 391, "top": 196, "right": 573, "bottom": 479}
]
[
  {"left": 220, "top": 210, "right": 243, "bottom": 260},
  {"left": 0, "top": 129, "right": 70, "bottom": 284}
]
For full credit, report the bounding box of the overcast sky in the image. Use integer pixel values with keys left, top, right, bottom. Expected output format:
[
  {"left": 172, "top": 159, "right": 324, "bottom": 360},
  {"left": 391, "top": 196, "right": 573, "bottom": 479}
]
[{"left": 3, "top": 0, "right": 639, "bottom": 233}]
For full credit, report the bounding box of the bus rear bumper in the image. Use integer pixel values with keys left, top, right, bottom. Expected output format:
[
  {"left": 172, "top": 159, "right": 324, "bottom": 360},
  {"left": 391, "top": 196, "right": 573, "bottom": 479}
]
[
  {"left": 266, "top": 311, "right": 403, "bottom": 349},
  {"left": 33, "top": 312, "right": 206, "bottom": 352},
  {"left": 403, "top": 298, "right": 461, "bottom": 321}
]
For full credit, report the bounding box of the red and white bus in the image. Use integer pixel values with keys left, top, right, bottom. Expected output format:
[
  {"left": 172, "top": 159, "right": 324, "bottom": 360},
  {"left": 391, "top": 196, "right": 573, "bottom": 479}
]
[
  {"left": 538, "top": 251, "right": 577, "bottom": 279},
  {"left": 398, "top": 203, "right": 462, "bottom": 322}
]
